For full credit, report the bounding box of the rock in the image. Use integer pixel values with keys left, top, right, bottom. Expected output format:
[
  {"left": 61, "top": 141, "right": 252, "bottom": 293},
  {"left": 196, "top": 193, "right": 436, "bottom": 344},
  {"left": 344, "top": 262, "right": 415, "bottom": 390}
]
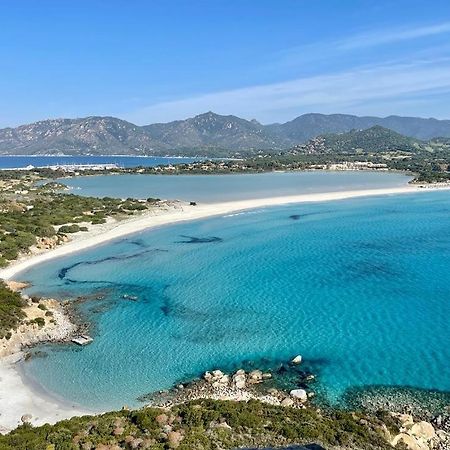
[
  {"left": 203, "top": 371, "right": 213, "bottom": 381},
  {"left": 281, "top": 397, "right": 295, "bottom": 407},
  {"left": 391, "top": 433, "right": 428, "bottom": 450},
  {"left": 232, "top": 372, "right": 246, "bottom": 389},
  {"left": 21, "top": 414, "right": 32, "bottom": 423},
  {"left": 216, "top": 421, "right": 232, "bottom": 430},
  {"left": 235, "top": 369, "right": 245, "bottom": 375},
  {"left": 218, "top": 374, "right": 230, "bottom": 385},
  {"left": 290, "top": 389, "right": 308, "bottom": 402},
  {"left": 262, "top": 372, "right": 272, "bottom": 380},
  {"left": 395, "top": 413, "right": 414, "bottom": 428},
  {"left": 248, "top": 370, "right": 263, "bottom": 384},
  {"left": 211, "top": 369, "right": 224, "bottom": 379},
  {"left": 410, "top": 421, "right": 435, "bottom": 441},
  {"left": 291, "top": 355, "right": 302, "bottom": 365}
]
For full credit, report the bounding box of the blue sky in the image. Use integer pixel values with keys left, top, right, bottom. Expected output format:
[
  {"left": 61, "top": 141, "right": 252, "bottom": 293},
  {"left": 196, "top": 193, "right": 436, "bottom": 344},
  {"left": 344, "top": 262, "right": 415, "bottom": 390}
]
[{"left": 1, "top": 0, "right": 450, "bottom": 127}]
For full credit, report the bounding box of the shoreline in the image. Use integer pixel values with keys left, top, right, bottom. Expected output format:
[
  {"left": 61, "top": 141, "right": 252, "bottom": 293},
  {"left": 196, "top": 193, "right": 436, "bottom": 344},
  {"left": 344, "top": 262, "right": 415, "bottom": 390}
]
[
  {"left": 1, "top": 184, "right": 448, "bottom": 281},
  {"left": 0, "top": 183, "right": 449, "bottom": 433}
]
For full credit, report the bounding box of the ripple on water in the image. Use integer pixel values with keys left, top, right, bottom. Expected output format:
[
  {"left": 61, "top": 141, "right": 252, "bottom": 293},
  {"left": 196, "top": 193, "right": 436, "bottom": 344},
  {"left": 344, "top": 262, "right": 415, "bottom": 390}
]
[{"left": 18, "top": 190, "right": 450, "bottom": 411}]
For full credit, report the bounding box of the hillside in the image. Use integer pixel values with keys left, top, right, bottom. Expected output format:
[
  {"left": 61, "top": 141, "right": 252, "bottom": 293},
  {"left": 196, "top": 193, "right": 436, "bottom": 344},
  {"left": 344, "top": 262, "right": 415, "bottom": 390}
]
[
  {"left": 300, "top": 126, "right": 424, "bottom": 154},
  {"left": 143, "top": 111, "right": 282, "bottom": 152},
  {"left": 0, "top": 112, "right": 450, "bottom": 156}
]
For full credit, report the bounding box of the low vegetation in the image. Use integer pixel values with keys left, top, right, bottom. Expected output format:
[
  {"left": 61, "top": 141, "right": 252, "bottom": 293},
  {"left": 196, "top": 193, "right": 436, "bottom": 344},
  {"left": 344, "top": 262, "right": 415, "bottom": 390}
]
[
  {"left": 0, "top": 399, "right": 396, "bottom": 449},
  {"left": 0, "top": 175, "right": 160, "bottom": 267},
  {"left": 0, "top": 281, "right": 26, "bottom": 339}
]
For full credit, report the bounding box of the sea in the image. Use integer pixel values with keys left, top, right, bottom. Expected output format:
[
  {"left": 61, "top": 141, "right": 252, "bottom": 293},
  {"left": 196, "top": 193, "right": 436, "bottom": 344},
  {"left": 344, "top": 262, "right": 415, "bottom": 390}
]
[
  {"left": 0, "top": 155, "right": 200, "bottom": 170},
  {"left": 14, "top": 174, "right": 450, "bottom": 412}
]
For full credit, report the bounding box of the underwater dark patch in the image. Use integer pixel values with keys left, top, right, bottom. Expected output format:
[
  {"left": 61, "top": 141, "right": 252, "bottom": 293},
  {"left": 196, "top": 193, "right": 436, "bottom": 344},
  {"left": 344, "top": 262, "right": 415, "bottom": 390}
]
[
  {"left": 342, "top": 384, "right": 450, "bottom": 417},
  {"left": 175, "top": 235, "right": 223, "bottom": 244},
  {"left": 58, "top": 248, "right": 167, "bottom": 282}
]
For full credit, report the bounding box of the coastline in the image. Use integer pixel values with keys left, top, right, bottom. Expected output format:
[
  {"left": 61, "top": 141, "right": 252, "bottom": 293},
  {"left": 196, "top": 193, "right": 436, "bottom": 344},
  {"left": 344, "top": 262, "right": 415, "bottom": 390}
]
[
  {"left": 0, "top": 183, "right": 449, "bottom": 434},
  {"left": 0, "top": 285, "right": 92, "bottom": 433},
  {"left": 1, "top": 184, "right": 447, "bottom": 282}
]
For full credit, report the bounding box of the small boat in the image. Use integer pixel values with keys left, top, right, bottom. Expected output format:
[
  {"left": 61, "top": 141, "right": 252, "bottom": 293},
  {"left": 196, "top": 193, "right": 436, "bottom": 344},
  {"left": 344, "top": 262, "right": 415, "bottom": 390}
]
[
  {"left": 122, "top": 294, "right": 138, "bottom": 301},
  {"left": 71, "top": 335, "right": 94, "bottom": 346}
]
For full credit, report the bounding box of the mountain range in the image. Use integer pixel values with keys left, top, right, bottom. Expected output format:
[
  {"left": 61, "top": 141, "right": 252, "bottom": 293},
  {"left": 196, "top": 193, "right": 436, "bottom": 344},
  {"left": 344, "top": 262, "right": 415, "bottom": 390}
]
[{"left": 1, "top": 112, "right": 450, "bottom": 156}]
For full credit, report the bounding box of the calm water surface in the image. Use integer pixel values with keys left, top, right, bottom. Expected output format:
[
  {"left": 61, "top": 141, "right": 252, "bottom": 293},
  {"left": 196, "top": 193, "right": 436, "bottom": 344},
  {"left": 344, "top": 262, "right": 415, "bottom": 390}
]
[
  {"left": 61, "top": 171, "right": 410, "bottom": 202},
  {"left": 19, "top": 190, "right": 450, "bottom": 410},
  {"left": 0, "top": 155, "right": 200, "bottom": 169}
]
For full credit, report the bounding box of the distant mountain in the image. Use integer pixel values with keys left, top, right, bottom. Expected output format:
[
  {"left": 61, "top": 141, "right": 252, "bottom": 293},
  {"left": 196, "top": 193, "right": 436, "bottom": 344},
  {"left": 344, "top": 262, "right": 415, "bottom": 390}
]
[
  {"left": 267, "top": 113, "right": 450, "bottom": 142},
  {"left": 0, "top": 116, "right": 166, "bottom": 156},
  {"left": 298, "top": 126, "right": 424, "bottom": 154},
  {"left": 0, "top": 112, "right": 449, "bottom": 155},
  {"left": 143, "top": 111, "right": 281, "bottom": 152}
]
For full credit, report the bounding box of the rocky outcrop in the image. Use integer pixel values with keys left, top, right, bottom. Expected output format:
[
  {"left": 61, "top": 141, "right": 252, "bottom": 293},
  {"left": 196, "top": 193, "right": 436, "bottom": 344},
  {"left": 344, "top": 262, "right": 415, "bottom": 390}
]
[
  {"left": 390, "top": 413, "right": 448, "bottom": 450},
  {"left": 0, "top": 296, "right": 76, "bottom": 357},
  {"left": 146, "top": 363, "right": 315, "bottom": 410}
]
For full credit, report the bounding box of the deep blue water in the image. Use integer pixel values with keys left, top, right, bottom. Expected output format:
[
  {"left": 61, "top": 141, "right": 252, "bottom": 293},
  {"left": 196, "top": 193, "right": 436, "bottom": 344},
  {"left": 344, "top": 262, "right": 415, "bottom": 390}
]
[
  {"left": 0, "top": 155, "right": 200, "bottom": 169},
  {"left": 18, "top": 190, "right": 450, "bottom": 411},
  {"left": 61, "top": 171, "right": 410, "bottom": 202}
]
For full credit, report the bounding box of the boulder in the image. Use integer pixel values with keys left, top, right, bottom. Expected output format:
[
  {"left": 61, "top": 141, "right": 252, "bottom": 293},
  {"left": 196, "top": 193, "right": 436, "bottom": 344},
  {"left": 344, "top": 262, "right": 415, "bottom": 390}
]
[
  {"left": 219, "top": 374, "right": 230, "bottom": 385},
  {"left": 290, "top": 389, "right": 308, "bottom": 402},
  {"left": 410, "top": 421, "right": 435, "bottom": 441},
  {"left": 248, "top": 370, "right": 263, "bottom": 384},
  {"left": 232, "top": 372, "right": 246, "bottom": 389},
  {"left": 262, "top": 372, "right": 272, "bottom": 380},
  {"left": 391, "top": 433, "right": 428, "bottom": 450},
  {"left": 211, "top": 369, "right": 224, "bottom": 379},
  {"left": 216, "top": 421, "right": 232, "bottom": 430},
  {"left": 203, "top": 371, "right": 213, "bottom": 382},
  {"left": 392, "top": 413, "right": 414, "bottom": 428},
  {"left": 291, "top": 355, "right": 302, "bottom": 365}
]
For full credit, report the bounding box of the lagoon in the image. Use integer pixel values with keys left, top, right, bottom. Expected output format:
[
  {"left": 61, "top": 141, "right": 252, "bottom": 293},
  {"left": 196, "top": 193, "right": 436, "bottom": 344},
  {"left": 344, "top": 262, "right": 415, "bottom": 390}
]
[{"left": 60, "top": 171, "right": 411, "bottom": 203}]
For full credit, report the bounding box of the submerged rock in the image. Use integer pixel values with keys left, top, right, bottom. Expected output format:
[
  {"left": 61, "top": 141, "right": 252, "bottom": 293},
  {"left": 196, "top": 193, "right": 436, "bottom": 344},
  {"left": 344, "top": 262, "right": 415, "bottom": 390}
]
[{"left": 291, "top": 355, "right": 302, "bottom": 365}]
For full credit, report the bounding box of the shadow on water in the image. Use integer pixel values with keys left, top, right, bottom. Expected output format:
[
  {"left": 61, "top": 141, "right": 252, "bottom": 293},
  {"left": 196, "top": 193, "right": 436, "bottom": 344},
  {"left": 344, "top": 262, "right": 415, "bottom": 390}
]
[{"left": 175, "top": 235, "right": 223, "bottom": 244}]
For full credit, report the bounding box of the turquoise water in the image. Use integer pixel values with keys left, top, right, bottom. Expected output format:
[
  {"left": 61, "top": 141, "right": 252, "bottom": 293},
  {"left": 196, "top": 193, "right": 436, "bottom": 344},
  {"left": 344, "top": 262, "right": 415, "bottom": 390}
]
[
  {"left": 19, "top": 190, "right": 450, "bottom": 411},
  {"left": 60, "top": 171, "right": 410, "bottom": 202}
]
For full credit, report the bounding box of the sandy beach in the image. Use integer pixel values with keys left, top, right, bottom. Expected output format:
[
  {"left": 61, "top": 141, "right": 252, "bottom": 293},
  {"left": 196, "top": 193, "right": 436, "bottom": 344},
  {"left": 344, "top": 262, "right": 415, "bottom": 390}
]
[
  {"left": 0, "top": 183, "right": 448, "bottom": 433},
  {"left": 0, "top": 184, "right": 443, "bottom": 282}
]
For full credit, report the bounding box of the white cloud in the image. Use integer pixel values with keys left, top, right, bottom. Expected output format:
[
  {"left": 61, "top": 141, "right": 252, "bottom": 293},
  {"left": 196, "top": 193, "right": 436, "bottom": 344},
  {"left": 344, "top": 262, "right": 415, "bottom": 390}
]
[
  {"left": 124, "top": 59, "right": 450, "bottom": 124},
  {"left": 338, "top": 22, "right": 450, "bottom": 50}
]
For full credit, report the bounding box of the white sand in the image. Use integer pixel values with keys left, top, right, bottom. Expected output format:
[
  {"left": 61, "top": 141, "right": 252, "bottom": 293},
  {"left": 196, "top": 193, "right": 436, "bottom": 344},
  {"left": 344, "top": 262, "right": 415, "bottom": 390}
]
[
  {"left": 0, "top": 185, "right": 441, "bottom": 282},
  {"left": 0, "top": 183, "right": 448, "bottom": 433},
  {"left": 0, "top": 354, "right": 93, "bottom": 433}
]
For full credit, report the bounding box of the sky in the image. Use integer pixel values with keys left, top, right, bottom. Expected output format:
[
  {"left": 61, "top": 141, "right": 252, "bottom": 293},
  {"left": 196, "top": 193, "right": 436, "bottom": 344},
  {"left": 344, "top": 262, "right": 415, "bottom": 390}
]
[{"left": 1, "top": 0, "right": 450, "bottom": 127}]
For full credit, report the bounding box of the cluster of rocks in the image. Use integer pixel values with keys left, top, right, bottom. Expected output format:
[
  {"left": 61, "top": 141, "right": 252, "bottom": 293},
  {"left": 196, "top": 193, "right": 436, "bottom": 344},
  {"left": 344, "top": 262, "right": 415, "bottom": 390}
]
[
  {"left": 147, "top": 355, "right": 316, "bottom": 410},
  {"left": 390, "top": 413, "right": 450, "bottom": 450}
]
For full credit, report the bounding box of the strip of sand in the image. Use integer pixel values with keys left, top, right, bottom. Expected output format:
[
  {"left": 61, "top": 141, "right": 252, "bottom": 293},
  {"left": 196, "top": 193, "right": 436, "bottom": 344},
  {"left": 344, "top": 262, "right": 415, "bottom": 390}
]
[
  {"left": 0, "top": 184, "right": 444, "bottom": 281},
  {"left": 0, "top": 183, "right": 448, "bottom": 433}
]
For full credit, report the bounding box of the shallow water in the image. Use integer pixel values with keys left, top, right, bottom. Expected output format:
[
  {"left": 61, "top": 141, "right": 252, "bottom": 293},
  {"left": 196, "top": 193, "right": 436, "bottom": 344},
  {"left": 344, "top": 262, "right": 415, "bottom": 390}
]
[
  {"left": 60, "top": 171, "right": 410, "bottom": 202},
  {"left": 19, "top": 190, "right": 450, "bottom": 411}
]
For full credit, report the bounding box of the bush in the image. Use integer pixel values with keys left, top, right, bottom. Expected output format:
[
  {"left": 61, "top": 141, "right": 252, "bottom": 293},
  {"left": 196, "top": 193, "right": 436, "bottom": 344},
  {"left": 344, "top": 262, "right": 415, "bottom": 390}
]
[{"left": 58, "top": 224, "right": 80, "bottom": 234}]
